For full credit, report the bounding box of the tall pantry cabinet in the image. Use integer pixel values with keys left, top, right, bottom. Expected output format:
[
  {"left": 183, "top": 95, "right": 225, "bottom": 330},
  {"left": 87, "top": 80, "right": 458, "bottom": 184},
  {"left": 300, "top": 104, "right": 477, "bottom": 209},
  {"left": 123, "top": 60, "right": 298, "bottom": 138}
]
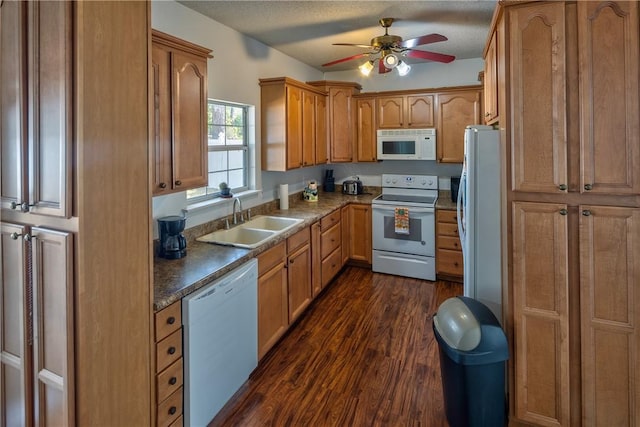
[
  {"left": 502, "top": 1, "right": 639, "bottom": 425},
  {"left": 1, "top": 1, "right": 152, "bottom": 425}
]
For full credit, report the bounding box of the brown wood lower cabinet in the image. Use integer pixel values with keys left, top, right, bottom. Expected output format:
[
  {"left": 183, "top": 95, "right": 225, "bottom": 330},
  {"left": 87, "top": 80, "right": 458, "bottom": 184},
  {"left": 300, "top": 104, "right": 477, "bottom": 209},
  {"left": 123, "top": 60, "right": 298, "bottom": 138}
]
[
  {"left": 287, "top": 228, "right": 312, "bottom": 323},
  {"left": 320, "top": 210, "right": 342, "bottom": 288},
  {"left": 154, "top": 301, "right": 184, "bottom": 427},
  {"left": 436, "top": 209, "right": 463, "bottom": 282},
  {"left": 347, "top": 204, "right": 372, "bottom": 265},
  {"left": 257, "top": 242, "right": 288, "bottom": 359}
]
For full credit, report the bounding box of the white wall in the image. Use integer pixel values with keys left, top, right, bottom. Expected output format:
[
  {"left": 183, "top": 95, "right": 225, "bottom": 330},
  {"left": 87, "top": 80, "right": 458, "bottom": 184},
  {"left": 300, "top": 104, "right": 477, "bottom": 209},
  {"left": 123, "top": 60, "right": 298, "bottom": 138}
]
[{"left": 151, "top": 0, "right": 480, "bottom": 234}]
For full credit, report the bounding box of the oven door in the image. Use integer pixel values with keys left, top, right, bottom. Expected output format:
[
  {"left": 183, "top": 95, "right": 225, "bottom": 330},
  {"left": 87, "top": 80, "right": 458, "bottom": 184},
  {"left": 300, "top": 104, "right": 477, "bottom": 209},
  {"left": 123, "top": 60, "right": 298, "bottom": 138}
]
[{"left": 372, "top": 204, "right": 435, "bottom": 256}]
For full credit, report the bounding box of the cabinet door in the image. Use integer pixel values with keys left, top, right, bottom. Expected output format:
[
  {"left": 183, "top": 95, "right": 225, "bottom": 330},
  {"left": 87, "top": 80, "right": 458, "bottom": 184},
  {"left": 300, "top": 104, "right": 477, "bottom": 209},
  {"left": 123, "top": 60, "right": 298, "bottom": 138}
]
[
  {"left": 172, "top": 52, "right": 208, "bottom": 190},
  {"left": 301, "top": 91, "right": 315, "bottom": 167},
  {"left": 341, "top": 205, "right": 350, "bottom": 265},
  {"left": 285, "top": 85, "right": 303, "bottom": 169},
  {"left": 328, "top": 87, "right": 353, "bottom": 162},
  {"left": 580, "top": 206, "right": 640, "bottom": 426},
  {"left": 483, "top": 30, "right": 498, "bottom": 124},
  {"left": 512, "top": 202, "right": 570, "bottom": 426},
  {"left": 287, "top": 244, "right": 311, "bottom": 323},
  {"left": 311, "top": 222, "right": 322, "bottom": 297},
  {"left": 436, "top": 90, "right": 480, "bottom": 163},
  {"left": 1, "top": 0, "right": 27, "bottom": 213},
  {"left": 151, "top": 44, "right": 172, "bottom": 195},
  {"left": 315, "top": 95, "right": 328, "bottom": 165},
  {"left": 406, "top": 94, "right": 434, "bottom": 128},
  {"left": 30, "top": 227, "right": 74, "bottom": 426},
  {"left": 377, "top": 96, "right": 403, "bottom": 128},
  {"left": 355, "top": 97, "right": 377, "bottom": 162},
  {"left": 257, "top": 261, "right": 288, "bottom": 359},
  {"left": 510, "top": 3, "right": 568, "bottom": 193},
  {"left": 349, "top": 204, "right": 372, "bottom": 264},
  {"left": 0, "top": 223, "right": 29, "bottom": 426},
  {"left": 578, "top": 1, "right": 640, "bottom": 195},
  {"left": 1, "top": 1, "right": 72, "bottom": 217}
]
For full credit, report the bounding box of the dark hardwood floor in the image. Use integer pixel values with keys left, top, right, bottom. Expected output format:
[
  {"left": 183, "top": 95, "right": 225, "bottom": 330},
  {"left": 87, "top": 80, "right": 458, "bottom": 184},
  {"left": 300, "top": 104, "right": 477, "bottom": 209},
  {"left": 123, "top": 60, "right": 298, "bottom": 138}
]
[{"left": 209, "top": 266, "right": 462, "bottom": 427}]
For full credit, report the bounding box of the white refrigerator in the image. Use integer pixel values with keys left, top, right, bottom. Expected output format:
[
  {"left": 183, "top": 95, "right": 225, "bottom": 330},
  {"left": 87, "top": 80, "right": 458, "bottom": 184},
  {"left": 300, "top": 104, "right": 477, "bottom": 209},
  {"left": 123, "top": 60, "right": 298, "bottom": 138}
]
[{"left": 456, "top": 125, "right": 503, "bottom": 324}]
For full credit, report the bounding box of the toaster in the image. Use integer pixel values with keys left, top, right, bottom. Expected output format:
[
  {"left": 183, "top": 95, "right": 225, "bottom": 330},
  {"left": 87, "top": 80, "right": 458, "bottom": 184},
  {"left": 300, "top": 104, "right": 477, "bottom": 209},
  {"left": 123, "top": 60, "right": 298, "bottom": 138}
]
[{"left": 342, "top": 178, "right": 363, "bottom": 195}]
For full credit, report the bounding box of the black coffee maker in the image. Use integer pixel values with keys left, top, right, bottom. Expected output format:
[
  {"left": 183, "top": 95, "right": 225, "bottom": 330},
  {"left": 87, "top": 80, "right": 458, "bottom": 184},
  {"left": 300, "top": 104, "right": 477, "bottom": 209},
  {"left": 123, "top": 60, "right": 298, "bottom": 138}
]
[{"left": 158, "top": 216, "right": 187, "bottom": 259}]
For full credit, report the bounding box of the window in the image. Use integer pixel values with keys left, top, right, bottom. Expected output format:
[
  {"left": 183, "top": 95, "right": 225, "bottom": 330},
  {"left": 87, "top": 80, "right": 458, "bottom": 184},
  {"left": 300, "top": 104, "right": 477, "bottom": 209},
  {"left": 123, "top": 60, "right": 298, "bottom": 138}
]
[{"left": 187, "top": 100, "right": 249, "bottom": 201}]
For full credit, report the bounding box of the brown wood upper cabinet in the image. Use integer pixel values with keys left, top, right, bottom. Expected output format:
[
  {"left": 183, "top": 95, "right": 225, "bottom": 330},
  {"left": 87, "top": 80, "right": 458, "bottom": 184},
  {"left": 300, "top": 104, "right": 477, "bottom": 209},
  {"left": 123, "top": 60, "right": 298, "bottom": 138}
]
[
  {"left": 307, "top": 80, "right": 362, "bottom": 163},
  {"left": 354, "top": 95, "right": 377, "bottom": 162},
  {"left": 1, "top": 1, "right": 72, "bottom": 218},
  {"left": 377, "top": 94, "right": 435, "bottom": 129},
  {"left": 260, "top": 77, "right": 328, "bottom": 171},
  {"left": 483, "top": 29, "right": 499, "bottom": 124},
  {"left": 436, "top": 88, "right": 482, "bottom": 163},
  {"left": 151, "top": 30, "right": 211, "bottom": 196}
]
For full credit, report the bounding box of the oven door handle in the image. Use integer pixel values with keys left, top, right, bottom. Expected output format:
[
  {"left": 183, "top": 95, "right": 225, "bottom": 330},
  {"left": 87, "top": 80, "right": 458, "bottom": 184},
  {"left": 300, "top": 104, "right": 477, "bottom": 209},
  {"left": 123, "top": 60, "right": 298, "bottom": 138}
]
[{"left": 372, "top": 205, "right": 434, "bottom": 214}]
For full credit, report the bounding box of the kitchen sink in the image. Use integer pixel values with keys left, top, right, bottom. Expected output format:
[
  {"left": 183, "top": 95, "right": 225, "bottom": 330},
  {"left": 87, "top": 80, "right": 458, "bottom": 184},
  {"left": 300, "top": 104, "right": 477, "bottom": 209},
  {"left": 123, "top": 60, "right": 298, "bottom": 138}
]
[{"left": 196, "top": 215, "right": 304, "bottom": 249}]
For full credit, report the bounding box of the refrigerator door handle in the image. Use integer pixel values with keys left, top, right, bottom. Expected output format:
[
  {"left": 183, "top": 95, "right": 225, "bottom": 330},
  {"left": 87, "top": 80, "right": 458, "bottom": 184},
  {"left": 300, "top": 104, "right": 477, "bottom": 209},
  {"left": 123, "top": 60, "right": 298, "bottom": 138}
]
[{"left": 457, "top": 172, "right": 467, "bottom": 254}]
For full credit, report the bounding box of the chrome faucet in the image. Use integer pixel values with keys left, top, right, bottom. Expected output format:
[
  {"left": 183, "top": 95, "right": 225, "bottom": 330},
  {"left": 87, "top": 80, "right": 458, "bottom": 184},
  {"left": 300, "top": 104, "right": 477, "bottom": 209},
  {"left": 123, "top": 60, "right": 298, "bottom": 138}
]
[{"left": 232, "top": 197, "right": 244, "bottom": 224}]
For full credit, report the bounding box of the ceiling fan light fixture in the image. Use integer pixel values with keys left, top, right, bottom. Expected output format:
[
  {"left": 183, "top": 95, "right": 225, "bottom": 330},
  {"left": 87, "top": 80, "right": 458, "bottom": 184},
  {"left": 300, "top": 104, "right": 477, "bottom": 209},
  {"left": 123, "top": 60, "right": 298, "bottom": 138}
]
[
  {"left": 396, "top": 60, "right": 411, "bottom": 76},
  {"left": 359, "top": 60, "right": 375, "bottom": 76},
  {"left": 382, "top": 53, "right": 398, "bottom": 69}
]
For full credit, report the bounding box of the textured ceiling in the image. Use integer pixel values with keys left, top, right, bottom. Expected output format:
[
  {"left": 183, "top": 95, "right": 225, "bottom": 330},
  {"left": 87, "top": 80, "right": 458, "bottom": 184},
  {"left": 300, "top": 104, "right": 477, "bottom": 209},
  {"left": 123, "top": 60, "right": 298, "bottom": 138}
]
[{"left": 177, "top": 1, "right": 497, "bottom": 71}]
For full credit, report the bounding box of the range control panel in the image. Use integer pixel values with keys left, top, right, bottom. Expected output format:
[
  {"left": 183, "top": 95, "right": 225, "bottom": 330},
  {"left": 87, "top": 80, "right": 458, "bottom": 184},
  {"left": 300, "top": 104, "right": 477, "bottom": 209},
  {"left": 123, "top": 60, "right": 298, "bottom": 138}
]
[{"left": 381, "top": 174, "right": 438, "bottom": 190}]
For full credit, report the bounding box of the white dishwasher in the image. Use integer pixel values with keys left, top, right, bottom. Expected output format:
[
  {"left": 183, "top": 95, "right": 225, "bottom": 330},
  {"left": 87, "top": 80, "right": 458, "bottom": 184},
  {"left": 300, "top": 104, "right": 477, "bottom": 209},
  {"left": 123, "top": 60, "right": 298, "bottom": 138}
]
[{"left": 182, "top": 258, "right": 258, "bottom": 427}]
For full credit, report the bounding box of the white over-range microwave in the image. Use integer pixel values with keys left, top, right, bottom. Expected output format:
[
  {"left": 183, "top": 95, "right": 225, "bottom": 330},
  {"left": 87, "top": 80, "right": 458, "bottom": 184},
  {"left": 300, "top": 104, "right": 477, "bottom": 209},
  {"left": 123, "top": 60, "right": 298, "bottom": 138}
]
[{"left": 376, "top": 128, "right": 436, "bottom": 161}]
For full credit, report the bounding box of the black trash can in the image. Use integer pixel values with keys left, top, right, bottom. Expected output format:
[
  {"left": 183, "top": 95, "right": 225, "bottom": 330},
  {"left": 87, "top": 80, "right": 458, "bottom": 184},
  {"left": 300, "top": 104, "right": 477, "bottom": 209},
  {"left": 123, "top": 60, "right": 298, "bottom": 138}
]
[{"left": 432, "top": 296, "right": 508, "bottom": 427}]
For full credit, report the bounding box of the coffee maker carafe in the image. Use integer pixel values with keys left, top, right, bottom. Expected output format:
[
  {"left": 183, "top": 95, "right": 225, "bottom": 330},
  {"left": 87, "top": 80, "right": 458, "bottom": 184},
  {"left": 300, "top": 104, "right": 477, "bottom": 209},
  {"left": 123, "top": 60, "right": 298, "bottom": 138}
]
[{"left": 158, "top": 216, "right": 187, "bottom": 259}]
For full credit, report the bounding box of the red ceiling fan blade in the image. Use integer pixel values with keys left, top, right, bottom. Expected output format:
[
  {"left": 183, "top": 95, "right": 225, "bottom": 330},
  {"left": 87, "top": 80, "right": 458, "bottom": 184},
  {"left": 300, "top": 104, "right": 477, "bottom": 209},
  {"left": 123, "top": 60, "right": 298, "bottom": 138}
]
[
  {"left": 406, "top": 49, "right": 455, "bottom": 63},
  {"left": 322, "top": 53, "right": 370, "bottom": 67},
  {"left": 378, "top": 59, "right": 391, "bottom": 74},
  {"left": 400, "top": 33, "right": 448, "bottom": 49},
  {"left": 333, "top": 43, "right": 376, "bottom": 49}
]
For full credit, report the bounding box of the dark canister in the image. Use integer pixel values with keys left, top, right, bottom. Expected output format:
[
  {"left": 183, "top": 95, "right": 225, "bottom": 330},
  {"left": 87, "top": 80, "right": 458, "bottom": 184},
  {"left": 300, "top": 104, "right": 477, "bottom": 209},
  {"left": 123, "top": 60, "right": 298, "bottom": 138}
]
[
  {"left": 158, "top": 215, "right": 187, "bottom": 259},
  {"left": 451, "top": 177, "right": 461, "bottom": 203}
]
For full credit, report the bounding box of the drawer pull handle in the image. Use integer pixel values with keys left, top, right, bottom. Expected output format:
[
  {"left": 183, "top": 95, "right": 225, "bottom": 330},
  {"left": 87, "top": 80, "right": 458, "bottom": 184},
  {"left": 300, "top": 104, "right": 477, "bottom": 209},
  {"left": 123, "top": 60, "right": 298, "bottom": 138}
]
[
  {"left": 159, "top": 182, "right": 167, "bottom": 189},
  {"left": 169, "top": 406, "right": 177, "bottom": 415},
  {"left": 584, "top": 183, "right": 593, "bottom": 191},
  {"left": 169, "top": 377, "right": 177, "bottom": 385},
  {"left": 558, "top": 184, "right": 567, "bottom": 191},
  {"left": 167, "top": 316, "right": 175, "bottom": 325},
  {"left": 175, "top": 180, "right": 182, "bottom": 186},
  {"left": 168, "top": 346, "right": 176, "bottom": 355},
  {"left": 582, "top": 210, "right": 591, "bottom": 216},
  {"left": 559, "top": 209, "right": 568, "bottom": 216}
]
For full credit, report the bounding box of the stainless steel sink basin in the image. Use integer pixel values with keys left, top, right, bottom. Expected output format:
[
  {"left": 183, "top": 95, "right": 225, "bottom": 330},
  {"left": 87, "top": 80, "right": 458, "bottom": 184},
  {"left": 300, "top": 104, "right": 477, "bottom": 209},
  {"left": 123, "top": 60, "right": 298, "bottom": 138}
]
[{"left": 196, "top": 215, "right": 304, "bottom": 249}]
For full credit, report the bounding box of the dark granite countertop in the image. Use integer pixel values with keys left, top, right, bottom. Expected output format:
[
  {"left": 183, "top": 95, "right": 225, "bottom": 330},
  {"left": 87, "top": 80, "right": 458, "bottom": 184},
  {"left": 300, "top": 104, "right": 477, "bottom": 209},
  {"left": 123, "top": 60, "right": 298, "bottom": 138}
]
[{"left": 153, "top": 190, "right": 380, "bottom": 311}]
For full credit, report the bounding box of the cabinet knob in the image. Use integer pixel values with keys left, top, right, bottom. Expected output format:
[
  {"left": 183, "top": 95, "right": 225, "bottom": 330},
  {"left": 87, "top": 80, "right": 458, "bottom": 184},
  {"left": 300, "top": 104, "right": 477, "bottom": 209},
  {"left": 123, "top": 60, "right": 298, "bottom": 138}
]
[
  {"left": 159, "top": 182, "right": 167, "bottom": 189},
  {"left": 584, "top": 184, "right": 593, "bottom": 191},
  {"left": 559, "top": 209, "right": 568, "bottom": 216},
  {"left": 10, "top": 232, "right": 22, "bottom": 240},
  {"left": 167, "top": 316, "right": 175, "bottom": 325},
  {"left": 20, "top": 202, "right": 35, "bottom": 212},
  {"left": 169, "top": 377, "right": 177, "bottom": 385},
  {"left": 454, "top": 262, "right": 459, "bottom": 267},
  {"left": 485, "top": 112, "right": 491, "bottom": 117},
  {"left": 582, "top": 210, "right": 592, "bottom": 216},
  {"left": 558, "top": 184, "right": 567, "bottom": 191},
  {"left": 23, "top": 234, "right": 32, "bottom": 242},
  {"left": 175, "top": 180, "right": 182, "bottom": 186},
  {"left": 168, "top": 346, "right": 176, "bottom": 355},
  {"left": 169, "top": 406, "right": 177, "bottom": 415},
  {"left": 10, "top": 201, "right": 19, "bottom": 210}
]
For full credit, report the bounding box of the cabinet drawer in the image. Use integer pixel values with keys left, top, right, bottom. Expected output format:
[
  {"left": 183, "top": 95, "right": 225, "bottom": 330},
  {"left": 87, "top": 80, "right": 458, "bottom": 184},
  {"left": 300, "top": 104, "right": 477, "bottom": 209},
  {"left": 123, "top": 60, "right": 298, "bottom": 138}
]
[
  {"left": 437, "top": 222, "right": 459, "bottom": 237},
  {"left": 156, "top": 329, "right": 182, "bottom": 372},
  {"left": 157, "top": 387, "right": 183, "bottom": 427},
  {"left": 287, "top": 227, "right": 310, "bottom": 253},
  {"left": 168, "top": 415, "right": 183, "bottom": 427},
  {"left": 437, "top": 249, "right": 464, "bottom": 276},
  {"left": 155, "top": 301, "right": 181, "bottom": 342},
  {"left": 157, "top": 358, "right": 183, "bottom": 403},
  {"left": 438, "top": 235, "right": 462, "bottom": 251},
  {"left": 258, "top": 241, "right": 286, "bottom": 276},
  {"left": 321, "top": 210, "right": 340, "bottom": 230},
  {"left": 438, "top": 209, "right": 459, "bottom": 224},
  {"left": 321, "top": 247, "right": 342, "bottom": 287},
  {"left": 321, "top": 223, "right": 340, "bottom": 259}
]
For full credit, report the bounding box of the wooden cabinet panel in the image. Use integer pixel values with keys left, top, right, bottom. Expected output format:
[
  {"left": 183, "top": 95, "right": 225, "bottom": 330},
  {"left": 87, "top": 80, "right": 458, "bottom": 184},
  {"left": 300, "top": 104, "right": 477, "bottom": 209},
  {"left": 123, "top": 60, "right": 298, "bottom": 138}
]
[
  {"left": 436, "top": 90, "right": 481, "bottom": 163},
  {"left": 377, "top": 96, "right": 403, "bottom": 128},
  {"left": 483, "top": 30, "right": 498, "bottom": 124},
  {"left": 157, "top": 387, "right": 183, "bottom": 427},
  {"left": 512, "top": 201, "right": 570, "bottom": 426},
  {"left": 311, "top": 222, "right": 322, "bottom": 297},
  {"left": 348, "top": 204, "right": 372, "bottom": 264},
  {"left": 157, "top": 359, "right": 183, "bottom": 403},
  {"left": 355, "top": 97, "right": 377, "bottom": 162},
  {"left": 578, "top": 1, "right": 640, "bottom": 195},
  {"left": 580, "top": 206, "right": 639, "bottom": 425},
  {"left": 437, "top": 250, "right": 463, "bottom": 277},
  {"left": 302, "top": 91, "right": 316, "bottom": 167},
  {"left": 321, "top": 247, "right": 342, "bottom": 289},
  {"left": 321, "top": 223, "right": 341, "bottom": 259},
  {"left": 285, "top": 85, "right": 303, "bottom": 169},
  {"left": 155, "top": 300, "right": 181, "bottom": 341},
  {"left": 287, "top": 242, "right": 312, "bottom": 323},
  {"left": 341, "top": 205, "right": 350, "bottom": 265},
  {"left": 287, "top": 226, "right": 309, "bottom": 253},
  {"left": 315, "top": 95, "right": 328, "bottom": 165},
  {"left": 509, "top": 3, "right": 568, "bottom": 193},
  {"left": 406, "top": 95, "right": 435, "bottom": 128},
  {"left": 1, "top": 1, "right": 72, "bottom": 218},
  {"left": 151, "top": 31, "right": 211, "bottom": 195},
  {"left": 257, "top": 241, "right": 286, "bottom": 276},
  {"left": 436, "top": 209, "right": 463, "bottom": 281},
  {"left": 156, "top": 329, "right": 182, "bottom": 373},
  {"left": 377, "top": 94, "right": 434, "bottom": 129},
  {"left": 257, "top": 244, "right": 288, "bottom": 359},
  {"left": 321, "top": 210, "right": 341, "bottom": 230}
]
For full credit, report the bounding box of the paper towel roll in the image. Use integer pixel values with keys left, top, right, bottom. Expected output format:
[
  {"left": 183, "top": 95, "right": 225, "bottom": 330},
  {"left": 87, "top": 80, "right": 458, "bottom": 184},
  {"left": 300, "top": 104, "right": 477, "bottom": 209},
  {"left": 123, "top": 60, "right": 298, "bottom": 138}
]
[{"left": 279, "top": 184, "right": 289, "bottom": 210}]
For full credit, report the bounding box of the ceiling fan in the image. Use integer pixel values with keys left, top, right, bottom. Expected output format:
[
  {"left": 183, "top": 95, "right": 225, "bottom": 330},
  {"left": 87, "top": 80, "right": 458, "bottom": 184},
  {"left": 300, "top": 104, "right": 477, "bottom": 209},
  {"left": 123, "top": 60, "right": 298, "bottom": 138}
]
[{"left": 322, "top": 18, "right": 455, "bottom": 76}]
